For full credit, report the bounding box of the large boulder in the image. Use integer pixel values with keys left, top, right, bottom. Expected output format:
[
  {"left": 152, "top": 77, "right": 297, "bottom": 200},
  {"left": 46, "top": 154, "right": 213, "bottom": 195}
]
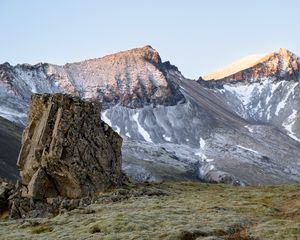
[{"left": 17, "top": 93, "right": 124, "bottom": 199}]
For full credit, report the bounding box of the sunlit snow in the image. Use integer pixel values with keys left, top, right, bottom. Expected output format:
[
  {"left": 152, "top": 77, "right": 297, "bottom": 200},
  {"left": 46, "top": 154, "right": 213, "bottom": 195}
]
[
  {"left": 162, "top": 134, "right": 171, "bottom": 142},
  {"left": 237, "top": 145, "right": 259, "bottom": 154},
  {"left": 283, "top": 109, "right": 300, "bottom": 142},
  {"left": 101, "top": 110, "right": 112, "bottom": 126},
  {"left": 132, "top": 112, "right": 152, "bottom": 143}
]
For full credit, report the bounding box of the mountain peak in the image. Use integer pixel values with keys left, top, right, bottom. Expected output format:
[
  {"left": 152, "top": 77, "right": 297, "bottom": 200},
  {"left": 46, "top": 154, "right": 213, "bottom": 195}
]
[
  {"left": 78, "top": 45, "right": 162, "bottom": 68},
  {"left": 275, "top": 47, "right": 292, "bottom": 56},
  {"left": 275, "top": 47, "right": 288, "bottom": 53},
  {"left": 47, "top": 45, "right": 183, "bottom": 108},
  {"left": 202, "top": 48, "right": 299, "bottom": 81}
]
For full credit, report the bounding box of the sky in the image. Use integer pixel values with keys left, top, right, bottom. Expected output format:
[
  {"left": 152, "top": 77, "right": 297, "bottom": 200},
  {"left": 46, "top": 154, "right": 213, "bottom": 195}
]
[{"left": 1, "top": 0, "right": 300, "bottom": 79}]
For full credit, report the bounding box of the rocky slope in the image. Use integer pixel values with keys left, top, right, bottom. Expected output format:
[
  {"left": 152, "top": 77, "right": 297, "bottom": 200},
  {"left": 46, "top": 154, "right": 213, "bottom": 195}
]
[
  {"left": 202, "top": 48, "right": 299, "bottom": 82},
  {"left": 0, "top": 117, "right": 22, "bottom": 181},
  {"left": 0, "top": 46, "right": 299, "bottom": 185},
  {"left": 198, "top": 48, "right": 300, "bottom": 142},
  {"left": 0, "top": 46, "right": 183, "bottom": 125}
]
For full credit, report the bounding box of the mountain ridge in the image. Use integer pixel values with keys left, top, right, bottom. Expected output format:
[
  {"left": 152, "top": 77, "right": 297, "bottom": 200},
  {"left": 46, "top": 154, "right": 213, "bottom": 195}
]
[
  {"left": 201, "top": 48, "right": 300, "bottom": 82},
  {"left": 0, "top": 45, "right": 299, "bottom": 186}
]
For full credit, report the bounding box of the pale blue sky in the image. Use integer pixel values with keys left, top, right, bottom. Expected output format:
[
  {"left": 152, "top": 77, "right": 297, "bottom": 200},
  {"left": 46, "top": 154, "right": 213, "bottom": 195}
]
[{"left": 1, "top": 0, "right": 299, "bottom": 79}]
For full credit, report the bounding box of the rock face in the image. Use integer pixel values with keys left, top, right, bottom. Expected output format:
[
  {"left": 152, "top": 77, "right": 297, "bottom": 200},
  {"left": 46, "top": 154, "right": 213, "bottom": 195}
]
[
  {"left": 202, "top": 48, "right": 299, "bottom": 82},
  {"left": 0, "top": 178, "right": 14, "bottom": 214},
  {"left": 17, "top": 93, "right": 123, "bottom": 199},
  {"left": 0, "top": 46, "right": 184, "bottom": 126}
]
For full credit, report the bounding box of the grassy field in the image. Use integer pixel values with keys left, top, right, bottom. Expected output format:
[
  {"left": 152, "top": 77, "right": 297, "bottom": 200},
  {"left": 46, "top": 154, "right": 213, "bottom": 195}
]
[{"left": 0, "top": 182, "right": 299, "bottom": 240}]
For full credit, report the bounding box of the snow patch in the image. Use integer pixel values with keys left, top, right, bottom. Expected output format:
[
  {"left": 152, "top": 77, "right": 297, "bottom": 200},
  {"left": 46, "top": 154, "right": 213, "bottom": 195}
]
[
  {"left": 205, "top": 158, "right": 214, "bottom": 162},
  {"left": 195, "top": 152, "right": 202, "bottom": 157},
  {"left": 283, "top": 109, "right": 300, "bottom": 142},
  {"left": 195, "top": 138, "right": 213, "bottom": 162},
  {"left": 115, "top": 125, "right": 120, "bottom": 134},
  {"left": 132, "top": 112, "right": 152, "bottom": 143},
  {"left": 245, "top": 125, "right": 254, "bottom": 133},
  {"left": 31, "top": 85, "right": 37, "bottom": 93},
  {"left": 162, "top": 134, "right": 171, "bottom": 142},
  {"left": 198, "top": 164, "right": 215, "bottom": 176},
  {"left": 195, "top": 138, "right": 206, "bottom": 158},
  {"left": 275, "top": 97, "right": 288, "bottom": 116},
  {"left": 266, "top": 81, "right": 281, "bottom": 104},
  {"left": 224, "top": 84, "right": 254, "bottom": 105},
  {"left": 237, "top": 145, "right": 259, "bottom": 154},
  {"left": 101, "top": 110, "right": 112, "bottom": 126},
  {"left": 266, "top": 105, "right": 272, "bottom": 120},
  {"left": 275, "top": 82, "right": 297, "bottom": 116},
  {"left": 125, "top": 132, "right": 131, "bottom": 137},
  {"left": 200, "top": 138, "right": 206, "bottom": 149},
  {"left": 0, "top": 107, "right": 27, "bottom": 123}
]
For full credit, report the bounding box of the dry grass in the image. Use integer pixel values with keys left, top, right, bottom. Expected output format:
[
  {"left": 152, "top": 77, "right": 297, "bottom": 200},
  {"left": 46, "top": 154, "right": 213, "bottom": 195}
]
[{"left": 0, "top": 182, "right": 299, "bottom": 239}]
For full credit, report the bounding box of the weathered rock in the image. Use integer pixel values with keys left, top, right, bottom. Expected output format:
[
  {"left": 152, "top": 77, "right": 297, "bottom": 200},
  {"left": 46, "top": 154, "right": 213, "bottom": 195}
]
[
  {"left": 203, "top": 170, "right": 244, "bottom": 186},
  {"left": 201, "top": 48, "right": 299, "bottom": 83},
  {"left": 0, "top": 94, "right": 126, "bottom": 218},
  {"left": 5, "top": 93, "right": 126, "bottom": 219},
  {"left": 17, "top": 93, "right": 124, "bottom": 199},
  {"left": 27, "top": 168, "right": 58, "bottom": 200},
  {"left": 0, "top": 178, "right": 15, "bottom": 214}
]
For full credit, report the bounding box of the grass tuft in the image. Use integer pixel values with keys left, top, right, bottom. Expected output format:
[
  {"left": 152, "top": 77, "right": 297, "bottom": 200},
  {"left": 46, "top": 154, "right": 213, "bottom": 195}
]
[
  {"left": 30, "top": 224, "right": 53, "bottom": 234},
  {"left": 89, "top": 224, "right": 101, "bottom": 234}
]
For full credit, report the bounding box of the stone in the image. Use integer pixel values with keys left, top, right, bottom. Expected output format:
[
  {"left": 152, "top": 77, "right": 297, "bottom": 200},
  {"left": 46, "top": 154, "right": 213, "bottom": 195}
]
[
  {"left": 5, "top": 93, "right": 127, "bottom": 219},
  {"left": 0, "top": 179, "right": 14, "bottom": 214},
  {"left": 27, "top": 168, "right": 58, "bottom": 200},
  {"left": 204, "top": 170, "right": 243, "bottom": 186},
  {"left": 17, "top": 93, "right": 124, "bottom": 199}
]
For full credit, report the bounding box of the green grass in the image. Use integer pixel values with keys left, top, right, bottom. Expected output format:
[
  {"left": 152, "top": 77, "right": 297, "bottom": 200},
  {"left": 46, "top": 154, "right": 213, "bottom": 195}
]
[
  {"left": 30, "top": 225, "right": 53, "bottom": 234},
  {"left": 0, "top": 182, "right": 300, "bottom": 239}
]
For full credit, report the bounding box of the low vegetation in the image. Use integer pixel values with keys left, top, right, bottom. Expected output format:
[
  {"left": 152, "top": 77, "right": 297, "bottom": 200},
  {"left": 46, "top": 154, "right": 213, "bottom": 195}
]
[{"left": 0, "top": 182, "right": 299, "bottom": 239}]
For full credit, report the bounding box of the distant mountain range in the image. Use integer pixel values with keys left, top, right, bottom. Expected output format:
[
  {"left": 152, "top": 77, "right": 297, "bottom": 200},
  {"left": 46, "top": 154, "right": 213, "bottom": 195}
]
[{"left": 0, "top": 46, "right": 299, "bottom": 185}]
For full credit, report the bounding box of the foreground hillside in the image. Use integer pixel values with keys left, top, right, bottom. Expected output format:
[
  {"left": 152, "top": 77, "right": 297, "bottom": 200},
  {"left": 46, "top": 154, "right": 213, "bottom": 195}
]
[{"left": 1, "top": 182, "right": 299, "bottom": 240}]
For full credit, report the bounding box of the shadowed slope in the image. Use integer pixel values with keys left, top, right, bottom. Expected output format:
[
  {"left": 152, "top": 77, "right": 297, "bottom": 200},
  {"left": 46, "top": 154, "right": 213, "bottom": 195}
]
[{"left": 0, "top": 117, "right": 22, "bottom": 181}]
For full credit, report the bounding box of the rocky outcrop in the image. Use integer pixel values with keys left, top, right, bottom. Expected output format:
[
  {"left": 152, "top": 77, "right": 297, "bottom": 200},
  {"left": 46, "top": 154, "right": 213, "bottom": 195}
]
[{"left": 6, "top": 93, "right": 125, "bottom": 218}]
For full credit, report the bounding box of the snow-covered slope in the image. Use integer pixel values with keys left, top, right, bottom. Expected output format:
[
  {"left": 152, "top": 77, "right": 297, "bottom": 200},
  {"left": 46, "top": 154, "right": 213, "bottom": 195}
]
[
  {"left": 0, "top": 46, "right": 184, "bottom": 124},
  {"left": 0, "top": 46, "right": 300, "bottom": 185},
  {"left": 199, "top": 48, "right": 300, "bottom": 143},
  {"left": 49, "top": 45, "right": 184, "bottom": 108}
]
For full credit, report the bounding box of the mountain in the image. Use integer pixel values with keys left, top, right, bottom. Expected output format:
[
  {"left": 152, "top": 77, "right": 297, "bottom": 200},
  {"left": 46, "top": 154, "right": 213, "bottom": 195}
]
[
  {"left": 202, "top": 48, "right": 299, "bottom": 82},
  {"left": 0, "top": 46, "right": 299, "bottom": 185},
  {"left": 0, "top": 46, "right": 184, "bottom": 125},
  {"left": 198, "top": 48, "right": 300, "bottom": 142}
]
